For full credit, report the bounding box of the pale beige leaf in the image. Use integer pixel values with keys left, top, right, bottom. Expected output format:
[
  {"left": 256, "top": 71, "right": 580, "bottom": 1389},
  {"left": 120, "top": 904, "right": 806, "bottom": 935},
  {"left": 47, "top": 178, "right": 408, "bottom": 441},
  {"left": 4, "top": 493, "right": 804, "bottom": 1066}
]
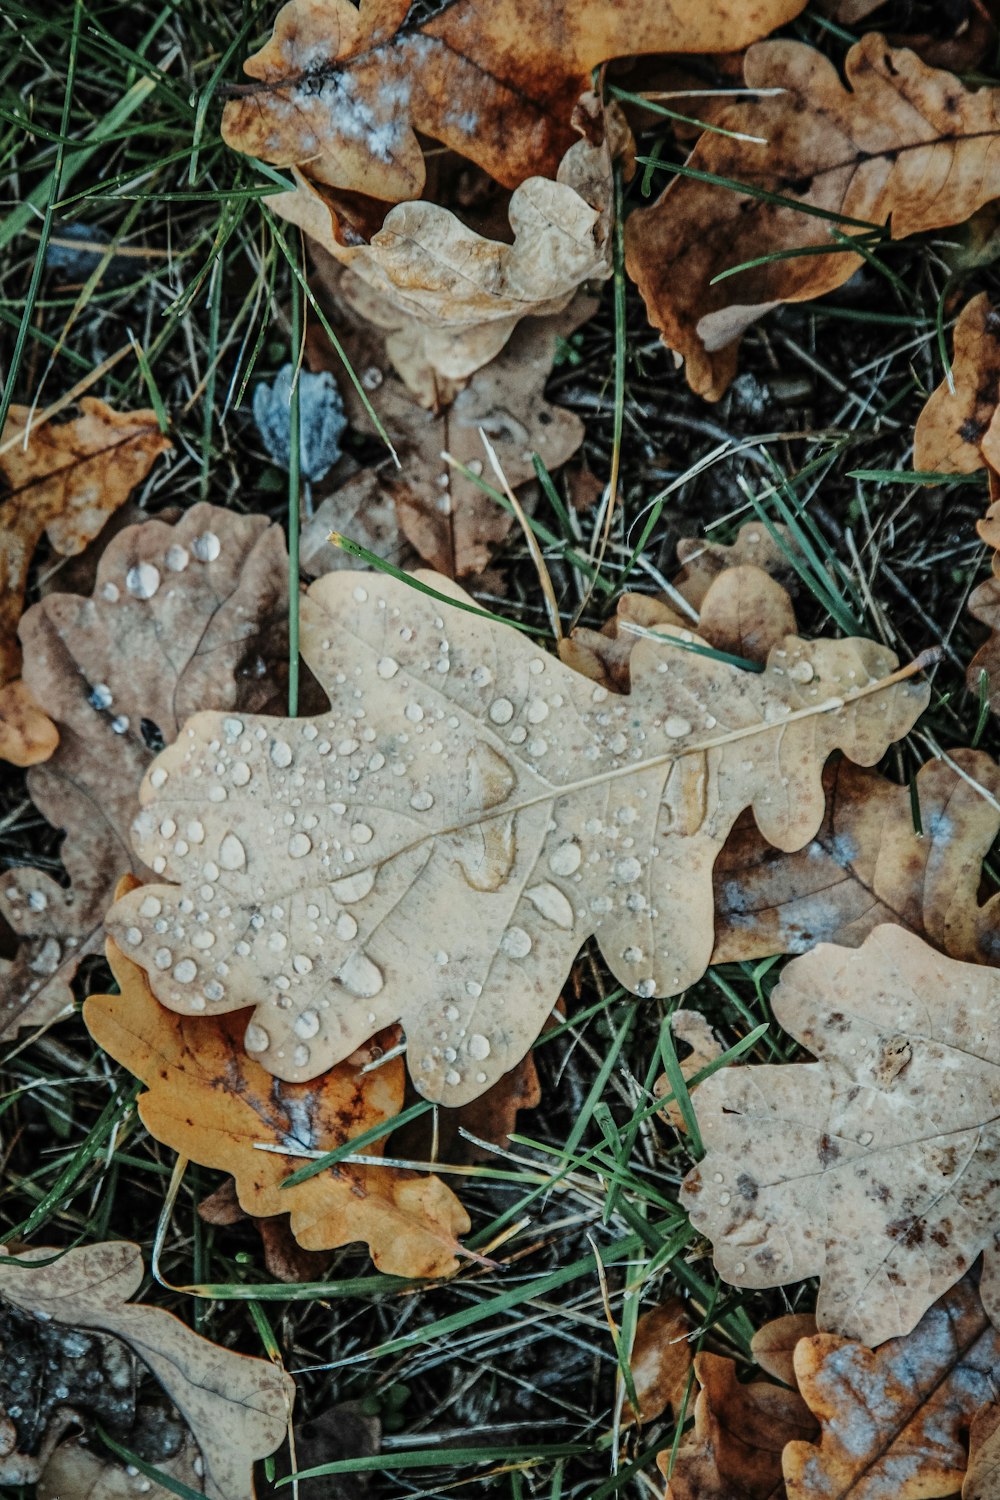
[
  {"left": 0, "top": 504, "right": 288, "bottom": 1041},
  {"left": 784, "top": 1273, "right": 1000, "bottom": 1498},
  {"left": 106, "top": 569, "right": 927, "bottom": 1106},
  {"left": 654, "top": 1010, "right": 723, "bottom": 1132},
  {"left": 221, "top": 0, "right": 809, "bottom": 201},
  {"left": 683, "top": 924, "right": 1000, "bottom": 1345},
  {"left": 38, "top": 1435, "right": 203, "bottom": 1500},
  {"left": 625, "top": 35, "right": 1000, "bottom": 399},
  {"left": 273, "top": 94, "right": 623, "bottom": 387},
  {"left": 0, "top": 1242, "right": 293, "bottom": 1500}
]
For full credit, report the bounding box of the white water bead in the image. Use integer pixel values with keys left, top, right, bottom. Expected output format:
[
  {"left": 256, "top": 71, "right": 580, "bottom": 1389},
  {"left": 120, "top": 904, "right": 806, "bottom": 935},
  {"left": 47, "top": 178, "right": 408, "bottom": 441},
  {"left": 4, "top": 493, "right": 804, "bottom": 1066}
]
[
  {"left": 126, "top": 562, "right": 160, "bottom": 599},
  {"left": 245, "top": 1022, "right": 270, "bottom": 1052},
  {"left": 191, "top": 531, "right": 220, "bottom": 561},
  {"left": 270, "top": 740, "right": 292, "bottom": 768},
  {"left": 219, "top": 833, "right": 246, "bottom": 870}
]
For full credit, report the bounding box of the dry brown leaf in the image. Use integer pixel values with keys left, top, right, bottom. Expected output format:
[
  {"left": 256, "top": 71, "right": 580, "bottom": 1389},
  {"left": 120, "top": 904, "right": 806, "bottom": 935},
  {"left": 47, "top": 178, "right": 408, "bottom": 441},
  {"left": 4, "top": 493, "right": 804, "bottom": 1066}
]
[
  {"left": 967, "top": 1402, "right": 1000, "bottom": 1500},
  {"left": 221, "top": 0, "right": 809, "bottom": 202},
  {"left": 914, "top": 294, "right": 1000, "bottom": 474},
  {"left": 967, "top": 571, "right": 1000, "bottom": 714},
  {"left": 309, "top": 277, "right": 590, "bottom": 575},
  {"left": 661, "top": 1345, "right": 816, "bottom": 1500},
  {"left": 784, "top": 1272, "right": 1000, "bottom": 1498},
  {"left": 299, "top": 469, "right": 416, "bottom": 579},
  {"left": 0, "top": 1241, "right": 292, "bottom": 1500},
  {"left": 0, "top": 503, "right": 288, "bottom": 1041},
  {"left": 654, "top": 1010, "right": 723, "bottom": 1132},
  {"left": 713, "top": 751, "right": 1000, "bottom": 966},
  {"left": 673, "top": 523, "right": 802, "bottom": 614},
  {"left": 625, "top": 35, "right": 1000, "bottom": 399},
  {"left": 281, "top": 92, "right": 620, "bottom": 390},
  {"left": 684, "top": 923, "right": 1000, "bottom": 1345},
  {"left": 106, "top": 568, "right": 928, "bottom": 1105},
  {"left": 38, "top": 1434, "right": 204, "bottom": 1500},
  {"left": 750, "top": 1312, "right": 818, "bottom": 1387},
  {"left": 0, "top": 399, "right": 170, "bottom": 764},
  {"left": 197, "top": 1177, "right": 331, "bottom": 1284},
  {"left": 85, "top": 918, "right": 470, "bottom": 1278},
  {"left": 622, "top": 1297, "right": 691, "bottom": 1426}
]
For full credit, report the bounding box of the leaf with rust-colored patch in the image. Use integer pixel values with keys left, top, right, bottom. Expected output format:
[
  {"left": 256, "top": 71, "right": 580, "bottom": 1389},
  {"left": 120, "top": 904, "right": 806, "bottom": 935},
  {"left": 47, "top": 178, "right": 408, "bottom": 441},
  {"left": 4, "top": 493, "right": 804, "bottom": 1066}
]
[
  {"left": 914, "top": 294, "right": 1000, "bottom": 475},
  {"left": 221, "top": 0, "right": 809, "bottom": 203},
  {"left": 684, "top": 924, "right": 1000, "bottom": 1345},
  {"left": 308, "top": 270, "right": 590, "bottom": 576},
  {"left": 784, "top": 1272, "right": 1000, "bottom": 1498},
  {"left": 623, "top": 1297, "right": 691, "bottom": 1426},
  {"left": 0, "top": 399, "right": 170, "bottom": 765},
  {"left": 661, "top": 1342, "right": 816, "bottom": 1500},
  {"left": 106, "top": 567, "right": 928, "bottom": 1107},
  {"left": 85, "top": 911, "right": 470, "bottom": 1279},
  {"left": 0, "top": 504, "right": 288, "bottom": 1042},
  {"left": 713, "top": 751, "right": 1000, "bottom": 967},
  {"left": 280, "top": 92, "right": 622, "bottom": 391},
  {"left": 0, "top": 1240, "right": 292, "bottom": 1500},
  {"left": 626, "top": 36, "right": 1000, "bottom": 399}
]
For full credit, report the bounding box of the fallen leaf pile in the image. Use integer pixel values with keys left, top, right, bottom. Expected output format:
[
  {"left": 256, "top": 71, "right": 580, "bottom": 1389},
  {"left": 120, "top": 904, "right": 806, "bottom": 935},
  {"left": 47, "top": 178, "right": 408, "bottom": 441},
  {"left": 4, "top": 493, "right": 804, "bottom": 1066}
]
[
  {"left": 106, "top": 568, "right": 928, "bottom": 1104},
  {"left": 0, "top": 1239, "right": 291, "bottom": 1498}
]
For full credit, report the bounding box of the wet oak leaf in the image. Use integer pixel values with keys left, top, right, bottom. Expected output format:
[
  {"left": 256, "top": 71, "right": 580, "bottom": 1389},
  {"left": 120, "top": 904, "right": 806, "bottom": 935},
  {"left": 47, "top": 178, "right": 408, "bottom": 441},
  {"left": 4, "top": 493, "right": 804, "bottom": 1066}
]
[
  {"left": 625, "top": 35, "right": 1000, "bottom": 400},
  {"left": 280, "top": 92, "right": 622, "bottom": 389},
  {"left": 0, "top": 504, "right": 288, "bottom": 1041},
  {"left": 0, "top": 1241, "right": 293, "bottom": 1500},
  {"left": 107, "top": 569, "right": 928, "bottom": 1105},
  {"left": 684, "top": 924, "right": 1000, "bottom": 1346},
  {"left": 713, "top": 751, "right": 1000, "bottom": 966},
  {"left": 914, "top": 293, "right": 1000, "bottom": 475},
  {"left": 661, "top": 1345, "right": 816, "bottom": 1500},
  {"left": 783, "top": 1272, "right": 1000, "bottom": 1498},
  {"left": 85, "top": 919, "right": 470, "bottom": 1278},
  {"left": 221, "top": 0, "right": 810, "bottom": 202},
  {"left": 0, "top": 399, "right": 170, "bottom": 765}
]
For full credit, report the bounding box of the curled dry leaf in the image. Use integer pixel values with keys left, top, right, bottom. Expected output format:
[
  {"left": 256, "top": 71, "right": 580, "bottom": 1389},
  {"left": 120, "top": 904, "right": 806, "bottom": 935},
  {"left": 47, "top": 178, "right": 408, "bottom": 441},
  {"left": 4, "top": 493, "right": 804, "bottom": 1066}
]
[
  {"left": 0, "top": 504, "right": 288, "bottom": 1041},
  {"left": 221, "top": 0, "right": 808, "bottom": 202},
  {"left": 625, "top": 35, "right": 1000, "bottom": 399},
  {"left": 713, "top": 751, "right": 1000, "bottom": 966},
  {"left": 784, "top": 1272, "right": 1000, "bottom": 1498},
  {"left": 85, "top": 909, "right": 469, "bottom": 1278},
  {"left": 277, "top": 93, "right": 623, "bottom": 388},
  {"left": 654, "top": 1010, "right": 723, "bottom": 1132},
  {"left": 622, "top": 1297, "right": 691, "bottom": 1426},
  {"left": 0, "top": 1241, "right": 292, "bottom": 1500},
  {"left": 0, "top": 399, "right": 170, "bottom": 765},
  {"left": 684, "top": 923, "right": 1000, "bottom": 1345},
  {"left": 914, "top": 293, "right": 1000, "bottom": 475},
  {"left": 309, "top": 275, "right": 590, "bottom": 575},
  {"left": 661, "top": 1342, "right": 816, "bottom": 1500},
  {"left": 106, "top": 568, "right": 928, "bottom": 1105}
]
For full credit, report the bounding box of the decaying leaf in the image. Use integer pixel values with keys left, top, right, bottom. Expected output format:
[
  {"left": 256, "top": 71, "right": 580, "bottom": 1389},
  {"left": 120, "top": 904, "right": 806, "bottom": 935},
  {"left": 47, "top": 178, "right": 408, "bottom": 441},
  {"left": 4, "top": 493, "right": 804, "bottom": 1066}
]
[
  {"left": 625, "top": 35, "right": 1000, "bottom": 399},
  {"left": 0, "top": 399, "right": 170, "bottom": 764},
  {"left": 0, "top": 504, "right": 288, "bottom": 1041},
  {"left": 623, "top": 1297, "right": 691, "bottom": 1426},
  {"left": 661, "top": 1342, "right": 816, "bottom": 1500},
  {"left": 654, "top": 1010, "right": 723, "bottom": 1132},
  {"left": 85, "top": 917, "right": 470, "bottom": 1278},
  {"left": 684, "top": 923, "right": 1000, "bottom": 1345},
  {"left": 253, "top": 364, "right": 347, "bottom": 482},
  {"left": 713, "top": 751, "right": 1000, "bottom": 966},
  {"left": 783, "top": 1272, "right": 1000, "bottom": 1498},
  {"left": 198, "top": 1177, "right": 332, "bottom": 1285},
  {"left": 913, "top": 293, "right": 1000, "bottom": 475},
  {"left": 0, "top": 1241, "right": 293, "bottom": 1500},
  {"left": 279, "top": 93, "right": 622, "bottom": 389},
  {"left": 106, "top": 568, "right": 929, "bottom": 1105},
  {"left": 309, "top": 277, "right": 590, "bottom": 575},
  {"left": 221, "top": 0, "right": 809, "bottom": 202}
]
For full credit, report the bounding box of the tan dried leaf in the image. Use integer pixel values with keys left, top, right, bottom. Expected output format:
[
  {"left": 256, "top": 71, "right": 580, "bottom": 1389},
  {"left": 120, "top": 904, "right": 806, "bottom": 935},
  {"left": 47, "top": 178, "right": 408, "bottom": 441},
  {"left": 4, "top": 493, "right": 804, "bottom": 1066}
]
[
  {"left": 967, "top": 1402, "right": 1000, "bottom": 1500},
  {"left": 85, "top": 916, "right": 469, "bottom": 1278},
  {"left": 278, "top": 93, "right": 621, "bottom": 389},
  {"left": 968, "top": 571, "right": 1000, "bottom": 715},
  {"left": 914, "top": 293, "right": 1000, "bottom": 474},
  {"left": 221, "top": 0, "right": 809, "bottom": 202},
  {"left": 622, "top": 1297, "right": 691, "bottom": 1426},
  {"left": 713, "top": 751, "right": 1000, "bottom": 966},
  {"left": 38, "top": 1434, "right": 204, "bottom": 1500},
  {"left": 750, "top": 1312, "right": 818, "bottom": 1388},
  {"left": 0, "top": 1241, "right": 292, "bottom": 1500},
  {"left": 0, "top": 399, "right": 170, "bottom": 763},
  {"left": 784, "top": 1273, "right": 1000, "bottom": 1498},
  {"left": 0, "top": 504, "right": 288, "bottom": 1040},
  {"left": 654, "top": 1010, "right": 723, "bottom": 1132},
  {"left": 309, "top": 279, "right": 590, "bottom": 575},
  {"left": 684, "top": 924, "right": 1000, "bottom": 1345},
  {"left": 661, "top": 1346, "right": 816, "bottom": 1500},
  {"left": 107, "top": 569, "right": 928, "bottom": 1105},
  {"left": 625, "top": 35, "right": 1000, "bottom": 399}
]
